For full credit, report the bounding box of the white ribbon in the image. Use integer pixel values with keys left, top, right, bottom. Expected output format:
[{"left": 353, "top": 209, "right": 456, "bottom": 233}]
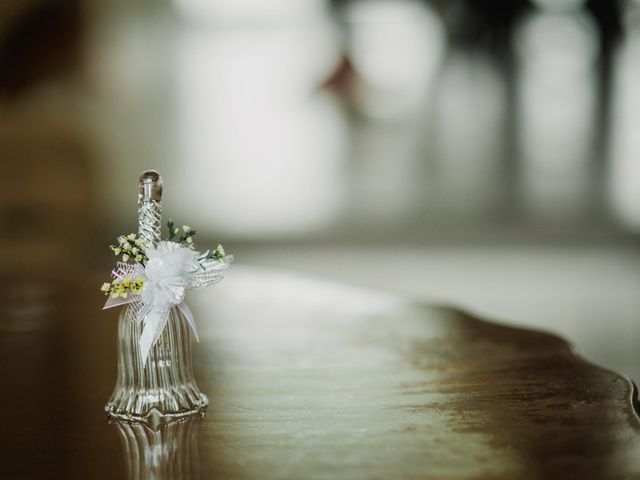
[{"left": 103, "top": 241, "right": 232, "bottom": 366}]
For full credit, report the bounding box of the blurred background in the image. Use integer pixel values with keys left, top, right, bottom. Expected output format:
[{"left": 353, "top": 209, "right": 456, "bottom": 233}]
[{"left": 1, "top": 0, "right": 640, "bottom": 381}]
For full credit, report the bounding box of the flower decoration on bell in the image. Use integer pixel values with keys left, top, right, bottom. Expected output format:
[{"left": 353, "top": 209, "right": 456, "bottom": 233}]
[{"left": 101, "top": 220, "right": 232, "bottom": 365}]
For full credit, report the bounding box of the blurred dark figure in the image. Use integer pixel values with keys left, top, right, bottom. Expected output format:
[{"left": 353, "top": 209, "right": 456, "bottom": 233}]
[
  {"left": 0, "top": 0, "right": 82, "bottom": 100},
  {"left": 0, "top": 0, "right": 94, "bottom": 281}
]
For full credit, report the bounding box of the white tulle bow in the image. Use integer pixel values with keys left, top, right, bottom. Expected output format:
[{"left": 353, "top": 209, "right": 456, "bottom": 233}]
[{"left": 103, "top": 241, "right": 232, "bottom": 366}]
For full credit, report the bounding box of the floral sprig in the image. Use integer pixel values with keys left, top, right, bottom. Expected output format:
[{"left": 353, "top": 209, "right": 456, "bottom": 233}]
[
  {"left": 110, "top": 233, "right": 147, "bottom": 265},
  {"left": 167, "top": 220, "right": 196, "bottom": 245},
  {"left": 101, "top": 275, "right": 145, "bottom": 299},
  {"left": 199, "top": 244, "right": 226, "bottom": 262}
]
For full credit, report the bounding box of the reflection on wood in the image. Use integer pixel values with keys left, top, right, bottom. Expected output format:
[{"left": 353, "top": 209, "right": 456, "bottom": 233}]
[{"left": 113, "top": 416, "right": 203, "bottom": 480}]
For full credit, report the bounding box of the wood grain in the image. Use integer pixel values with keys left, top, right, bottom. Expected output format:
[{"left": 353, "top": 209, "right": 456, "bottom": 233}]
[{"left": 0, "top": 266, "right": 638, "bottom": 479}]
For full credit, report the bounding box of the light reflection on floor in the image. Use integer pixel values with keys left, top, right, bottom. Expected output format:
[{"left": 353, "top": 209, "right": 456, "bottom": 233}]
[
  {"left": 432, "top": 53, "right": 506, "bottom": 216},
  {"left": 87, "top": 1, "right": 640, "bottom": 239},
  {"left": 516, "top": 8, "right": 598, "bottom": 220},
  {"left": 173, "top": 25, "right": 346, "bottom": 237},
  {"left": 608, "top": 3, "right": 640, "bottom": 232},
  {"left": 345, "top": 0, "right": 445, "bottom": 119}
]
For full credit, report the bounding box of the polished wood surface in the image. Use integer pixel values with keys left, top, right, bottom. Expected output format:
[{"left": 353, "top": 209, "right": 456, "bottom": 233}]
[{"left": 0, "top": 266, "right": 638, "bottom": 479}]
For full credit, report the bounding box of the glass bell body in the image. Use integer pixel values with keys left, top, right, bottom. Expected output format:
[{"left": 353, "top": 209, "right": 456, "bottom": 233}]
[{"left": 105, "top": 304, "right": 208, "bottom": 423}]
